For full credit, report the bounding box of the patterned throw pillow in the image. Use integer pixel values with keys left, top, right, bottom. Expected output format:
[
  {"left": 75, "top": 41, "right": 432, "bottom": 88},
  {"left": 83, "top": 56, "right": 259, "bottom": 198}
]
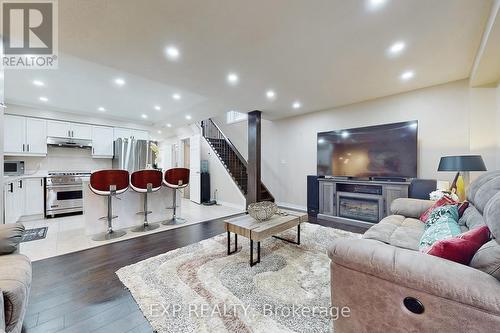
[
  {"left": 419, "top": 205, "right": 462, "bottom": 252},
  {"left": 419, "top": 195, "right": 457, "bottom": 222}
]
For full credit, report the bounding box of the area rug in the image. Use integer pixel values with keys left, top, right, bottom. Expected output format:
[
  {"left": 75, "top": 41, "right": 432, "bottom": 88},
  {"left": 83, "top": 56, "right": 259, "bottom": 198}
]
[
  {"left": 116, "top": 223, "right": 361, "bottom": 333},
  {"left": 21, "top": 227, "right": 48, "bottom": 243}
]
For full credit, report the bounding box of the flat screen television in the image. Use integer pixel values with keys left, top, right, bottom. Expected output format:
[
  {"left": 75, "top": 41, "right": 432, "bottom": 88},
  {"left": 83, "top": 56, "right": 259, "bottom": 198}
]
[{"left": 317, "top": 121, "right": 418, "bottom": 179}]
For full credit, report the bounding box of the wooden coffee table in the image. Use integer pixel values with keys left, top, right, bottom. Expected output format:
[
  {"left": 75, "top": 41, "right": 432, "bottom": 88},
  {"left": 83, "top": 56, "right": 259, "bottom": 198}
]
[{"left": 224, "top": 210, "right": 308, "bottom": 266}]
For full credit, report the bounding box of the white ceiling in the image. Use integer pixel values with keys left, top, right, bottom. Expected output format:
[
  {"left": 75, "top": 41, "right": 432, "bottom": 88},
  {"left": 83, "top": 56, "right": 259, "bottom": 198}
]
[{"left": 4, "top": 0, "right": 493, "bottom": 132}]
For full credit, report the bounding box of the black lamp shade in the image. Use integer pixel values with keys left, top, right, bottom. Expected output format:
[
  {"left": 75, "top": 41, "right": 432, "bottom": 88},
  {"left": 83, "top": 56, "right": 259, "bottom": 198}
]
[{"left": 438, "top": 155, "right": 487, "bottom": 172}]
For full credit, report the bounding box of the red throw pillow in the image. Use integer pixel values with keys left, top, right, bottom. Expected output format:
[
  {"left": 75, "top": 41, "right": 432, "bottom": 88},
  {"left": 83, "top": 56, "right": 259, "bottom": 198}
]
[
  {"left": 419, "top": 196, "right": 457, "bottom": 222},
  {"left": 426, "top": 226, "right": 491, "bottom": 265},
  {"left": 458, "top": 201, "right": 469, "bottom": 218}
]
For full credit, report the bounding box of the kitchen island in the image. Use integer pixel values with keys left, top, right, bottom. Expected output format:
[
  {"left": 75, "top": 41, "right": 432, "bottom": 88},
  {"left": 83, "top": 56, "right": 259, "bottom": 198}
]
[{"left": 83, "top": 179, "right": 181, "bottom": 236}]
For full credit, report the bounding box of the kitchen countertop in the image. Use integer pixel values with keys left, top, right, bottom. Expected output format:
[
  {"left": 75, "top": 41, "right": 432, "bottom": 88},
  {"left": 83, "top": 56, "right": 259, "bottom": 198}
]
[{"left": 2, "top": 171, "right": 49, "bottom": 185}]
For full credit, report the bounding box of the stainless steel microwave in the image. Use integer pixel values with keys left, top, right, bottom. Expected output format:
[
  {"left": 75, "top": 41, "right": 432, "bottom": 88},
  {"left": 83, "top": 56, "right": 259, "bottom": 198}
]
[{"left": 4, "top": 161, "right": 25, "bottom": 176}]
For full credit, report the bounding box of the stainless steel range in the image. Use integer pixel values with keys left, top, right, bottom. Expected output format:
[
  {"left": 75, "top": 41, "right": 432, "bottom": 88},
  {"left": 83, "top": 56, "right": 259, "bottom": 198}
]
[{"left": 45, "top": 171, "right": 91, "bottom": 217}]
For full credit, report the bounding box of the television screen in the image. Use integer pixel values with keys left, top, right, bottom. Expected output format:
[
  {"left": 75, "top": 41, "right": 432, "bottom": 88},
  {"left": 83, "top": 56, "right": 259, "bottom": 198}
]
[{"left": 317, "top": 121, "right": 417, "bottom": 178}]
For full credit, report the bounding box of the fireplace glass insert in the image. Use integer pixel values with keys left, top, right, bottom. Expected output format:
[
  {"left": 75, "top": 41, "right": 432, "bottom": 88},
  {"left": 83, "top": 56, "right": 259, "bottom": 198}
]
[{"left": 338, "top": 195, "right": 380, "bottom": 223}]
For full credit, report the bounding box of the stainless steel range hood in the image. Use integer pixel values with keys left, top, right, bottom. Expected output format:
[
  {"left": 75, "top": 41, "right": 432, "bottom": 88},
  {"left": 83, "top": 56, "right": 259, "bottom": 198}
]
[{"left": 47, "top": 136, "right": 92, "bottom": 149}]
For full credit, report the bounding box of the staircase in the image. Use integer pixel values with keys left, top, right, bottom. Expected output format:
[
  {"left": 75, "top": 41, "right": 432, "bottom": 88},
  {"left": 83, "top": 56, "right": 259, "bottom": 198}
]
[{"left": 201, "top": 119, "right": 274, "bottom": 202}]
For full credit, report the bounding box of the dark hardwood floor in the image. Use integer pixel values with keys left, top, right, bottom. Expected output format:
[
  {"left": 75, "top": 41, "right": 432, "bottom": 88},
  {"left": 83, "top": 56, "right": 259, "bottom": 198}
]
[{"left": 22, "top": 214, "right": 362, "bottom": 333}]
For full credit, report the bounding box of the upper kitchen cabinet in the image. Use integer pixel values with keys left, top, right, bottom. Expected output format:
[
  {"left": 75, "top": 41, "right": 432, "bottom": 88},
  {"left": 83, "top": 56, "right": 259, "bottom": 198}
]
[
  {"left": 92, "top": 125, "right": 114, "bottom": 158},
  {"left": 113, "top": 127, "right": 132, "bottom": 141},
  {"left": 114, "top": 128, "right": 150, "bottom": 141},
  {"left": 132, "top": 129, "right": 150, "bottom": 140},
  {"left": 71, "top": 123, "right": 92, "bottom": 140},
  {"left": 47, "top": 120, "right": 91, "bottom": 140},
  {"left": 4, "top": 115, "right": 47, "bottom": 156}
]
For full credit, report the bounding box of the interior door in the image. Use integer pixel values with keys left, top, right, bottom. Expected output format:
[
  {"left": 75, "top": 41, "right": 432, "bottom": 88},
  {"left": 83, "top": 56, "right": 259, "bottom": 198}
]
[
  {"left": 189, "top": 134, "right": 201, "bottom": 204},
  {"left": 26, "top": 117, "right": 47, "bottom": 154},
  {"left": 4, "top": 115, "right": 25, "bottom": 153}
]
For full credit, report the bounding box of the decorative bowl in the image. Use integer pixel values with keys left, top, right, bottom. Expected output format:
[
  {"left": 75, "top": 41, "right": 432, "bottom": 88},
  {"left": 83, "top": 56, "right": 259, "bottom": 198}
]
[{"left": 247, "top": 201, "right": 278, "bottom": 222}]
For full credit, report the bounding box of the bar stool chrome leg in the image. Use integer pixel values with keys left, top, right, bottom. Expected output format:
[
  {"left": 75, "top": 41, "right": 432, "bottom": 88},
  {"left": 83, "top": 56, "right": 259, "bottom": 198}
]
[
  {"left": 132, "top": 184, "right": 160, "bottom": 232},
  {"left": 163, "top": 189, "right": 186, "bottom": 225},
  {"left": 93, "top": 186, "right": 127, "bottom": 241}
]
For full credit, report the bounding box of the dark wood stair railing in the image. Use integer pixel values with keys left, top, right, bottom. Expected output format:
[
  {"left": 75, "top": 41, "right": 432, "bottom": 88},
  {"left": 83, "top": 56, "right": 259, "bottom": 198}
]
[{"left": 201, "top": 119, "right": 274, "bottom": 202}]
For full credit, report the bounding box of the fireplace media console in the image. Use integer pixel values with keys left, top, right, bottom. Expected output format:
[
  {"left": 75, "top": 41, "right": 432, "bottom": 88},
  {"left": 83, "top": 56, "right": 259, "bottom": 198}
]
[{"left": 318, "top": 178, "right": 410, "bottom": 227}]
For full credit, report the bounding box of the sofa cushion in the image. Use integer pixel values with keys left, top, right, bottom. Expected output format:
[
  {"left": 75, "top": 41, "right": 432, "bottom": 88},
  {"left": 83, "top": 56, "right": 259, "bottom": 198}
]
[
  {"left": 0, "top": 254, "right": 32, "bottom": 333},
  {"left": 484, "top": 192, "right": 500, "bottom": 241},
  {"left": 363, "top": 215, "right": 424, "bottom": 251},
  {"left": 390, "top": 198, "right": 434, "bottom": 219},
  {"left": 470, "top": 240, "right": 500, "bottom": 281},
  {"left": 467, "top": 171, "right": 500, "bottom": 209},
  {"left": 0, "top": 223, "right": 25, "bottom": 254},
  {"left": 458, "top": 205, "right": 486, "bottom": 229},
  {"left": 467, "top": 172, "right": 500, "bottom": 214}
]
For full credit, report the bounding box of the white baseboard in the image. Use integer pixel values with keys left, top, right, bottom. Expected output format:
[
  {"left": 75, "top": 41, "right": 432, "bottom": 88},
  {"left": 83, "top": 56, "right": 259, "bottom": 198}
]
[
  {"left": 276, "top": 202, "right": 307, "bottom": 212},
  {"left": 217, "top": 201, "right": 246, "bottom": 211}
]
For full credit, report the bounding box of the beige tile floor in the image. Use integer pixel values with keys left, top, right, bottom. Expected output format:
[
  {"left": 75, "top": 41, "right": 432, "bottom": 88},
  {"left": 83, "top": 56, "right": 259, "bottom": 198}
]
[{"left": 19, "top": 199, "right": 243, "bottom": 261}]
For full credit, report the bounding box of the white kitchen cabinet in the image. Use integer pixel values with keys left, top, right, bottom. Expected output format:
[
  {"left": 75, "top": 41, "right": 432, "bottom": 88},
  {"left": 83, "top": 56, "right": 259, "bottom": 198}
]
[
  {"left": 24, "top": 178, "right": 44, "bottom": 216},
  {"left": 132, "top": 129, "right": 149, "bottom": 140},
  {"left": 47, "top": 120, "right": 92, "bottom": 140},
  {"left": 3, "top": 179, "right": 26, "bottom": 223},
  {"left": 92, "top": 126, "right": 114, "bottom": 158},
  {"left": 114, "top": 127, "right": 132, "bottom": 141},
  {"left": 71, "top": 123, "right": 92, "bottom": 140},
  {"left": 4, "top": 115, "right": 47, "bottom": 156},
  {"left": 114, "top": 128, "right": 150, "bottom": 141},
  {"left": 47, "top": 120, "right": 71, "bottom": 138},
  {"left": 4, "top": 115, "right": 25, "bottom": 154},
  {"left": 26, "top": 118, "right": 47, "bottom": 154},
  {"left": 4, "top": 182, "right": 15, "bottom": 223}
]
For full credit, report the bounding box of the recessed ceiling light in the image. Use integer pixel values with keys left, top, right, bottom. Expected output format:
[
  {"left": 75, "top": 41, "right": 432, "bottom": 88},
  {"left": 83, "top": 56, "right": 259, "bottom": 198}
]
[
  {"left": 166, "top": 123, "right": 172, "bottom": 128},
  {"left": 266, "top": 90, "right": 276, "bottom": 99},
  {"left": 227, "top": 73, "right": 239, "bottom": 85},
  {"left": 98, "top": 106, "right": 106, "bottom": 112},
  {"left": 400, "top": 70, "right": 415, "bottom": 81},
  {"left": 39, "top": 96, "right": 48, "bottom": 102},
  {"left": 157, "top": 130, "right": 162, "bottom": 134},
  {"left": 341, "top": 131, "right": 350, "bottom": 138},
  {"left": 114, "top": 78, "right": 126, "bottom": 86},
  {"left": 141, "top": 114, "right": 148, "bottom": 119},
  {"left": 33, "top": 80, "right": 45, "bottom": 87},
  {"left": 165, "top": 46, "right": 180, "bottom": 60},
  {"left": 154, "top": 105, "right": 161, "bottom": 111},
  {"left": 292, "top": 101, "right": 301, "bottom": 109},
  {"left": 388, "top": 41, "right": 406, "bottom": 56},
  {"left": 172, "top": 93, "right": 181, "bottom": 100},
  {"left": 185, "top": 115, "right": 192, "bottom": 120},
  {"left": 367, "top": 0, "right": 387, "bottom": 10}
]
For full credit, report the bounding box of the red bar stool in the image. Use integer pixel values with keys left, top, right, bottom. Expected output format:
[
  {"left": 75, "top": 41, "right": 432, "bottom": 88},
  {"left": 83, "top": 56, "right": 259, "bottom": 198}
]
[
  {"left": 130, "top": 169, "right": 162, "bottom": 232},
  {"left": 162, "top": 168, "right": 190, "bottom": 225},
  {"left": 89, "top": 170, "right": 129, "bottom": 241}
]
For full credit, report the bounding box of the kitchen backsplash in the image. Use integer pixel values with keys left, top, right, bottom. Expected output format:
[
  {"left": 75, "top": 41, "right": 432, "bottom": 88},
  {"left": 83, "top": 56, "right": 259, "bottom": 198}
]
[{"left": 5, "top": 147, "right": 112, "bottom": 172}]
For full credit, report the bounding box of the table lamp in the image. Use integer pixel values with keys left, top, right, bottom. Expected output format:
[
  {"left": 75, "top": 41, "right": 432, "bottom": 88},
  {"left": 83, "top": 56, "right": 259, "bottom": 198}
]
[{"left": 438, "top": 155, "right": 487, "bottom": 201}]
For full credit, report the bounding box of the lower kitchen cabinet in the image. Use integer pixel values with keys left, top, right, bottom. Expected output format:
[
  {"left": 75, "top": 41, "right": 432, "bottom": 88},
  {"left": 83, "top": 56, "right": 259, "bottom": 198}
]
[
  {"left": 3, "top": 177, "right": 44, "bottom": 223},
  {"left": 24, "top": 178, "right": 45, "bottom": 216}
]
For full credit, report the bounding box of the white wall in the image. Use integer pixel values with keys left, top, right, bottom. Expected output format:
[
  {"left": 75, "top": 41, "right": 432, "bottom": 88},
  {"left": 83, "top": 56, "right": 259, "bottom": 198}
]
[{"left": 216, "top": 80, "right": 498, "bottom": 209}]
